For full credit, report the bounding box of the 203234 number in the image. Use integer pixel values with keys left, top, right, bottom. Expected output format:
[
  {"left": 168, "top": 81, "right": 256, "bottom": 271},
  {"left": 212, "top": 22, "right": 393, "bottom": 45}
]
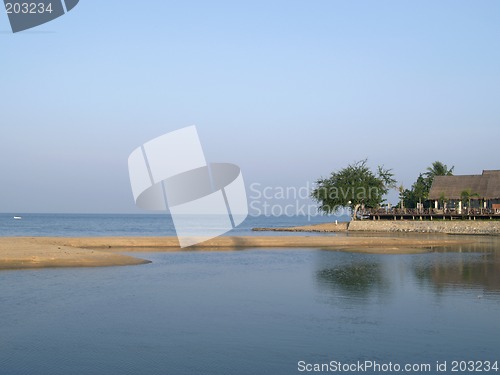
[
  {"left": 451, "top": 361, "right": 499, "bottom": 372},
  {"left": 5, "top": 2, "right": 53, "bottom": 14}
]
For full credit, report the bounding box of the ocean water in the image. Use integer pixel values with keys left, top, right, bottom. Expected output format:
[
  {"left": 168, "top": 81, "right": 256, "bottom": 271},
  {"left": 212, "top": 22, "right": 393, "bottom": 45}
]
[
  {"left": 1, "top": 214, "right": 499, "bottom": 374},
  {"left": 0, "top": 213, "right": 343, "bottom": 237}
]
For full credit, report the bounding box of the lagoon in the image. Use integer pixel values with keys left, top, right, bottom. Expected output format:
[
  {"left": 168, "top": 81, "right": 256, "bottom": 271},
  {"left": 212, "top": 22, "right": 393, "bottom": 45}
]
[{"left": 1, "top": 245, "right": 499, "bottom": 374}]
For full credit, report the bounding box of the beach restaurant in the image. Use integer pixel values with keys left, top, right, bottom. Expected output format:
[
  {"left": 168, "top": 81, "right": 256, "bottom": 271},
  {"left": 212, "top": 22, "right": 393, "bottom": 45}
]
[{"left": 428, "top": 170, "right": 500, "bottom": 214}]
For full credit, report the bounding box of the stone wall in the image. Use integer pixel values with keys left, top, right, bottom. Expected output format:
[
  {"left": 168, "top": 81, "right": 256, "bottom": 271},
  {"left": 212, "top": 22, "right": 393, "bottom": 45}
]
[
  {"left": 348, "top": 220, "right": 500, "bottom": 235},
  {"left": 253, "top": 222, "right": 349, "bottom": 232}
]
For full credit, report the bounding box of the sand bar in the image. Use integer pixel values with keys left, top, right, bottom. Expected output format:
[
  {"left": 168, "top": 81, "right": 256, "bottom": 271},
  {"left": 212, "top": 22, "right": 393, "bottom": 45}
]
[
  {"left": 0, "top": 235, "right": 477, "bottom": 270},
  {"left": 0, "top": 237, "right": 152, "bottom": 270}
]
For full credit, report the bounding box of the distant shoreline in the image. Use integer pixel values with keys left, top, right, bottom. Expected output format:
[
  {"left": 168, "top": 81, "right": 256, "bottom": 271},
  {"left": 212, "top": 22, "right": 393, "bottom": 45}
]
[{"left": 0, "top": 235, "right": 481, "bottom": 271}]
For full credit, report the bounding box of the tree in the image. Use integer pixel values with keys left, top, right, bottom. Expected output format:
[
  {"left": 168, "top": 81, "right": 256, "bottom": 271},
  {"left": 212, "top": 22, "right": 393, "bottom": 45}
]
[
  {"left": 400, "top": 174, "right": 430, "bottom": 210},
  {"left": 439, "top": 192, "right": 448, "bottom": 212},
  {"left": 398, "top": 185, "right": 406, "bottom": 211},
  {"left": 460, "top": 189, "right": 480, "bottom": 215},
  {"left": 412, "top": 174, "right": 430, "bottom": 206},
  {"left": 402, "top": 162, "right": 453, "bottom": 210},
  {"left": 311, "top": 159, "right": 396, "bottom": 220},
  {"left": 424, "top": 161, "right": 454, "bottom": 186},
  {"left": 400, "top": 187, "right": 415, "bottom": 209}
]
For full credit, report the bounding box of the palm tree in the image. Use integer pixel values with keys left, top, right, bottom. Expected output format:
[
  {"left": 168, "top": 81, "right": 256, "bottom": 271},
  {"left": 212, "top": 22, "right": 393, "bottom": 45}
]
[
  {"left": 424, "top": 161, "right": 454, "bottom": 196},
  {"left": 460, "top": 189, "right": 480, "bottom": 215},
  {"left": 425, "top": 161, "right": 454, "bottom": 181},
  {"left": 439, "top": 192, "right": 448, "bottom": 212}
]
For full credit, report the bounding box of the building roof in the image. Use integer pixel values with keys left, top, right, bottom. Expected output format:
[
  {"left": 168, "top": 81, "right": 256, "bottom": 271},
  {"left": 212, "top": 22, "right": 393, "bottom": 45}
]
[{"left": 428, "top": 170, "right": 500, "bottom": 200}]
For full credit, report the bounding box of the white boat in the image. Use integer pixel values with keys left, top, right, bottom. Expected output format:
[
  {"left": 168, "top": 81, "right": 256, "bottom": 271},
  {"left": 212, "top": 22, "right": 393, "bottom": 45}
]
[{"left": 13, "top": 216, "right": 22, "bottom": 220}]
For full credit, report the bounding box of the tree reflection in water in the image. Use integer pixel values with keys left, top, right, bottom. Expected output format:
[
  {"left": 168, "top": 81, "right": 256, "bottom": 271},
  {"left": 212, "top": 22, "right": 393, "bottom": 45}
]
[
  {"left": 314, "top": 238, "right": 500, "bottom": 300},
  {"left": 315, "top": 252, "right": 391, "bottom": 300}
]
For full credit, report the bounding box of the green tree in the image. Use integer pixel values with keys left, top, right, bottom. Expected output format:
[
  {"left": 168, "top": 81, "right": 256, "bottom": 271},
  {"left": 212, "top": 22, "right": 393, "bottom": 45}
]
[
  {"left": 439, "top": 192, "right": 448, "bottom": 211},
  {"left": 412, "top": 174, "right": 430, "bottom": 206},
  {"left": 424, "top": 161, "right": 454, "bottom": 186},
  {"left": 400, "top": 174, "right": 430, "bottom": 210},
  {"left": 400, "top": 187, "right": 417, "bottom": 209},
  {"left": 403, "top": 162, "right": 453, "bottom": 210},
  {"left": 398, "top": 185, "right": 406, "bottom": 211},
  {"left": 460, "top": 189, "right": 480, "bottom": 215},
  {"left": 311, "top": 159, "right": 396, "bottom": 220}
]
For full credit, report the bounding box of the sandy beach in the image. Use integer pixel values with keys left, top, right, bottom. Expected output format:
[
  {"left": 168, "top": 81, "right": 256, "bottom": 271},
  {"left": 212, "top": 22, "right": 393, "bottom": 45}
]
[
  {"left": 0, "top": 235, "right": 477, "bottom": 270},
  {"left": 0, "top": 237, "right": 153, "bottom": 270}
]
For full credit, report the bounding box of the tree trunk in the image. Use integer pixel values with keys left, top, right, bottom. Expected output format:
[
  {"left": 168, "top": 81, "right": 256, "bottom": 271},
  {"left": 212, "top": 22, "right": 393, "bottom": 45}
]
[{"left": 352, "top": 204, "right": 361, "bottom": 220}]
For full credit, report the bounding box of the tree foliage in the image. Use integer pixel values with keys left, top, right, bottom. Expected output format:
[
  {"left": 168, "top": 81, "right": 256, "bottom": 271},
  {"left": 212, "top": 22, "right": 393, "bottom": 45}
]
[
  {"left": 311, "top": 159, "right": 396, "bottom": 217},
  {"left": 402, "top": 161, "right": 454, "bottom": 209},
  {"left": 424, "top": 161, "right": 454, "bottom": 183},
  {"left": 401, "top": 174, "right": 431, "bottom": 208},
  {"left": 460, "top": 189, "right": 480, "bottom": 214}
]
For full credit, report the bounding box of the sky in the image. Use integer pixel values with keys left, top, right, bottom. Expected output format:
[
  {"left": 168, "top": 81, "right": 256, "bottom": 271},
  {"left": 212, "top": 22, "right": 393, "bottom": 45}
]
[{"left": 1, "top": 0, "right": 500, "bottom": 213}]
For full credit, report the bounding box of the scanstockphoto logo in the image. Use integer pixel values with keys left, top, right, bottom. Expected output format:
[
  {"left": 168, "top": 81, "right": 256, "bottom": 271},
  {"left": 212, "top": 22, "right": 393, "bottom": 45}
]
[
  {"left": 3, "top": 0, "right": 79, "bottom": 33},
  {"left": 128, "top": 126, "right": 248, "bottom": 248}
]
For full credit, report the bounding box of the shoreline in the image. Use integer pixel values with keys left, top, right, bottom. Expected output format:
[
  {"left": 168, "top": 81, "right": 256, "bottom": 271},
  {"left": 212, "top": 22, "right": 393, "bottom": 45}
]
[
  {"left": 0, "top": 234, "right": 481, "bottom": 270},
  {"left": 254, "top": 220, "right": 500, "bottom": 235},
  {"left": 0, "top": 237, "right": 152, "bottom": 270}
]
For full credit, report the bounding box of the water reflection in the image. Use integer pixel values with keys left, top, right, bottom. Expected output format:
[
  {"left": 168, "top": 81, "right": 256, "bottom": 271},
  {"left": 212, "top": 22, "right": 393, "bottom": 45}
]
[
  {"left": 1, "top": 247, "right": 500, "bottom": 375},
  {"left": 315, "top": 252, "right": 391, "bottom": 300},
  {"left": 314, "top": 237, "right": 500, "bottom": 301},
  {"left": 413, "top": 250, "right": 500, "bottom": 293}
]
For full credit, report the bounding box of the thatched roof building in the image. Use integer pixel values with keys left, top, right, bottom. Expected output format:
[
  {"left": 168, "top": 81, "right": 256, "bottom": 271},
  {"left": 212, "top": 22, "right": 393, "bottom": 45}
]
[{"left": 428, "top": 170, "right": 500, "bottom": 200}]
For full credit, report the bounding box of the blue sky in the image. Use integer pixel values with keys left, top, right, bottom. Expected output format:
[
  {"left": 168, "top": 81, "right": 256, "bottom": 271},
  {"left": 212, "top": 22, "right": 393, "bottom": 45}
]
[{"left": 1, "top": 0, "right": 500, "bottom": 213}]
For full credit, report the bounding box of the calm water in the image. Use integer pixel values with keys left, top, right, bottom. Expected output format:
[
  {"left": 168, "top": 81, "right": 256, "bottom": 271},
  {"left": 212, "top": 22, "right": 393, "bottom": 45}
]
[
  {"left": 1, "top": 246, "right": 500, "bottom": 374},
  {"left": 0, "top": 213, "right": 343, "bottom": 237},
  {"left": 1, "top": 215, "right": 499, "bottom": 374}
]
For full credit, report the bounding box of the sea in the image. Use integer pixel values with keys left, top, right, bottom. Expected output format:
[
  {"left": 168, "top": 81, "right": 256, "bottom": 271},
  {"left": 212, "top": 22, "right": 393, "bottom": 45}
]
[
  {"left": 1, "top": 213, "right": 499, "bottom": 375},
  {"left": 0, "top": 213, "right": 343, "bottom": 237}
]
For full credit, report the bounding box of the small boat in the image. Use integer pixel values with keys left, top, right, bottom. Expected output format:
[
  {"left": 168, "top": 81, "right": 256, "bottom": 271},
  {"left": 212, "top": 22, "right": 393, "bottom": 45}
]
[{"left": 13, "top": 216, "right": 22, "bottom": 220}]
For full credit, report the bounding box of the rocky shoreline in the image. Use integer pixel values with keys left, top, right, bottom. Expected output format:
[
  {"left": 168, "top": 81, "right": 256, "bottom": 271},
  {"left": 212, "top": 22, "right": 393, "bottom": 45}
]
[
  {"left": 253, "top": 222, "right": 349, "bottom": 232},
  {"left": 349, "top": 220, "right": 500, "bottom": 235},
  {"left": 253, "top": 220, "right": 500, "bottom": 235}
]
